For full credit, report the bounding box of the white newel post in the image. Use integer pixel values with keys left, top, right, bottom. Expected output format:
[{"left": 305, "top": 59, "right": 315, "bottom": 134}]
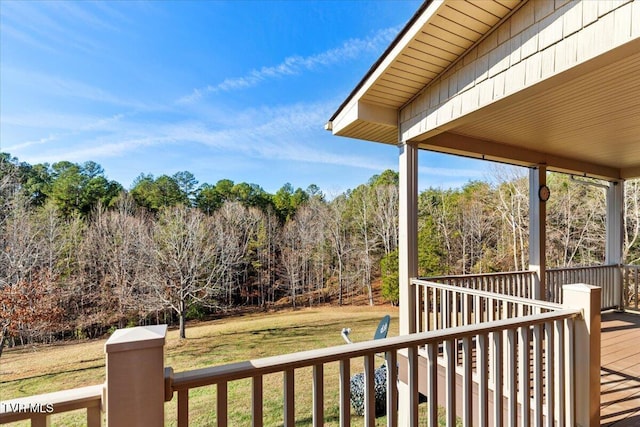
[
  {"left": 562, "top": 284, "right": 600, "bottom": 427},
  {"left": 105, "top": 325, "right": 167, "bottom": 427}
]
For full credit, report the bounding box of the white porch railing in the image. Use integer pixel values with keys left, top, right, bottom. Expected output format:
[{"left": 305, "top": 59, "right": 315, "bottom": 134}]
[
  {"left": 623, "top": 264, "right": 640, "bottom": 310},
  {"left": 0, "top": 283, "right": 601, "bottom": 427},
  {"left": 423, "top": 271, "right": 536, "bottom": 299},
  {"left": 425, "top": 264, "right": 623, "bottom": 309},
  {"left": 164, "top": 309, "right": 581, "bottom": 427},
  {"left": 0, "top": 384, "right": 103, "bottom": 427},
  {"left": 159, "top": 282, "right": 598, "bottom": 427},
  {"left": 412, "top": 277, "right": 556, "bottom": 333},
  {"left": 411, "top": 279, "right": 576, "bottom": 425},
  {"left": 546, "top": 264, "right": 619, "bottom": 308}
]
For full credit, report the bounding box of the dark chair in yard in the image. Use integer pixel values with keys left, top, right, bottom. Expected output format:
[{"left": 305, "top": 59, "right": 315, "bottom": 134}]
[{"left": 341, "top": 315, "right": 391, "bottom": 417}]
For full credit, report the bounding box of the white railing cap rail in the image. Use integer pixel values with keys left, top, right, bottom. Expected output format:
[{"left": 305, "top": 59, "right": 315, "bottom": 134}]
[
  {"left": 411, "top": 278, "right": 564, "bottom": 311},
  {"left": 0, "top": 384, "right": 104, "bottom": 423},
  {"left": 168, "top": 309, "right": 580, "bottom": 393},
  {"left": 422, "top": 270, "right": 535, "bottom": 280},
  {"left": 547, "top": 264, "right": 620, "bottom": 272}
]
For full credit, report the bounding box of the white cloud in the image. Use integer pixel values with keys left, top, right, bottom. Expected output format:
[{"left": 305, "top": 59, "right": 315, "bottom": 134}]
[
  {"left": 0, "top": 23, "right": 58, "bottom": 53},
  {"left": 419, "top": 166, "right": 485, "bottom": 179},
  {"left": 2, "top": 112, "right": 125, "bottom": 132},
  {"left": 178, "top": 26, "right": 401, "bottom": 104},
  {"left": 3, "top": 67, "right": 149, "bottom": 110},
  {"left": 8, "top": 97, "right": 491, "bottom": 184},
  {"left": 1, "top": 2, "right": 486, "bottom": 191},
  {"left": 3, "top": 112, "right": 128, "bottom": 153},
  {"left": 0, "top": 1, "right": 127, "bottom": 55},
  {"left": 1, "top": 1, "right": 102, "bottom": 54},
  {"left": 10, "top": 98, "right": 396, "bottom": 174},
  {"left": 49, "top": 2, "right": 121, "bottom": 32}
]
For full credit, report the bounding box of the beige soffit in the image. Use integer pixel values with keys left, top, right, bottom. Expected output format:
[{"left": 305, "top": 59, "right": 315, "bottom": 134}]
[{"left": 326, "top": 0, "right": 522, "bottom": 144}]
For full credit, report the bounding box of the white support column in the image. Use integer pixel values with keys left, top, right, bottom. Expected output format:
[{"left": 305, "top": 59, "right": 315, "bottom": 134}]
[
  {"left": 606, "top": 180, "right": 624, "bottom": 309},
  {"left": 398, "top": 141, "right": 418, "bottom": 427},
  {"left": 563, "top": 284, "right": 601, "bottom": 427},
  {"left": 105, "top": 325, "right": 167, "bottom": 427},
  {"left": 529, "top": 166, "right": 547, "bottom": 300},
  {"left": 399, "top": 141, "right": 418, "bottom": 336}
]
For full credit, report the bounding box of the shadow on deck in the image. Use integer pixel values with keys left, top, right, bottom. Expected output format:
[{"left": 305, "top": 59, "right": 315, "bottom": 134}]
[{"left": 601, "top": 311, "right": 640, "bottom": 426}]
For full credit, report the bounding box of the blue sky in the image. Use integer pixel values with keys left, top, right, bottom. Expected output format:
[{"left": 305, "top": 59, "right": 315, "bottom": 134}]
[{"left": 0, "top": 0, "right": 489, "bottom": 195}]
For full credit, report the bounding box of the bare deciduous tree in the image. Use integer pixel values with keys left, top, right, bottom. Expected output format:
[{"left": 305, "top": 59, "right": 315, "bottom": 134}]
[
  {"left": 81, "top": 196, "right": 155, "bottom": 328},
  {"left": 547, "top": 175, "right": 606, "bottom": 267},
  {"left": 624, "top": 179, "right": 640, "bottom": 264},
  {"left": 348, "top": 185, "right": 376, "bottom": 306},
  {"left": 152, "top": 206, "right": 220, "bottom": 339},
  {"left": 324, "top": 195, "right": 351, "bottom": 305},
  {"left": 279, "top": 199, "right": 327, "bottom": 307},
  {"left": 492, "top": 166, "right": 529, "bottom": 271},
  {"left": 372, "top": 183, "right": 398, "bottom": 256},
  {"left": 211, "top": 202, "right": 262, "bottom": 307},
  {"left": 251, "top": 208, "right": 279, "bottom": 306}
]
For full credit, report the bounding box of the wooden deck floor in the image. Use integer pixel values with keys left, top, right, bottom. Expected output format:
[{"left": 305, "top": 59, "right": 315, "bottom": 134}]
[{"left": 601, "top": 311, "right": 640, "bottom": 426}]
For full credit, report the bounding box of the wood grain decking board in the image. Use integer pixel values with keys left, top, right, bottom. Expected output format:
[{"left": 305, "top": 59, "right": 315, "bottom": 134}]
[{"left": 601, "top": 312, "right": 640, "bottom": 426}]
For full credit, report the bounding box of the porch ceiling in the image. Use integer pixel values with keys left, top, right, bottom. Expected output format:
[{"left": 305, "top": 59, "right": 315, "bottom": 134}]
[{"left": 327, "top": 0, "right": 640, "bottom": 181}]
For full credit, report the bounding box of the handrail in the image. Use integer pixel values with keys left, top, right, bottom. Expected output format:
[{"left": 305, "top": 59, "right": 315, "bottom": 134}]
[
  {"left": 546, "top": 264, "right": 619, "bottom": 307},
  {"left": 166, "top": 308, "right": 581, "bottom": 427},
  {"left": 0, "top": 384, "right": 103, "bottom": 426},
  {"left": 412, "top": 275, "right": 566, "bottom": 352},
  {"left": 422, "top": 270, "right": 536, "bottom": 300},
  {"left": 168, "top": 309, "right": 579, "bottom": 391},
  {"left": 547, "top": 264, "right": 619, "bottom": 272},
  {"left": 425, "top": 265, "right": 624, "bottom": 309},
  {"left": 411, "top": 278, "right": 563, "bottom": 311},
  {"left": 423, "top": 270, "right": 535, "bottom": 281}
]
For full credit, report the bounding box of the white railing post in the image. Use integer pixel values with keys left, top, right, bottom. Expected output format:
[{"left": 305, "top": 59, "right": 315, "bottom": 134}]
[
  {"left": 562, "top": 285, "right": 600, "bottom": 427},
  {"left": 105, "top": 325, "right": 167, "bottom": 427}
]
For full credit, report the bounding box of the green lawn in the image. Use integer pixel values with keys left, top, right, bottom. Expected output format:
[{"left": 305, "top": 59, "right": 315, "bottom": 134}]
[{"left": 2, "top": 305, "right": 419, "bottom": 426}]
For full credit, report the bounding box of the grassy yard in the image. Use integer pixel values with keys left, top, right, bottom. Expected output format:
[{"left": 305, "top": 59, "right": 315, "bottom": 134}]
[{"left": 2, "top": 305, "right": 424, "bottom": 426}]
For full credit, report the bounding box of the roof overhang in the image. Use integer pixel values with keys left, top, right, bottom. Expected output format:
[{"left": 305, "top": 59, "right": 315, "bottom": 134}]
[
  {"left": 327, "top": 0, "right": 640, "bottom": 181},
  {"left": 327, "top": 0, "right": 523, "bottom": 144}
]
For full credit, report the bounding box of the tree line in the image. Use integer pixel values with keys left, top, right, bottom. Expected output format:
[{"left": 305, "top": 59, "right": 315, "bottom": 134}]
[
  {"left": 0, "top": 153, "right": 399, "bottom": 350},
  {"left": 1, "top": 153, "right": 639, "bottom": 354}
]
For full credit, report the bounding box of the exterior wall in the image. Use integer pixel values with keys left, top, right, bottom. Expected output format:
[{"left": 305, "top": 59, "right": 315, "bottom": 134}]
[{"left": 400, "top": 0, "right": 639, "bottom": 142}]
